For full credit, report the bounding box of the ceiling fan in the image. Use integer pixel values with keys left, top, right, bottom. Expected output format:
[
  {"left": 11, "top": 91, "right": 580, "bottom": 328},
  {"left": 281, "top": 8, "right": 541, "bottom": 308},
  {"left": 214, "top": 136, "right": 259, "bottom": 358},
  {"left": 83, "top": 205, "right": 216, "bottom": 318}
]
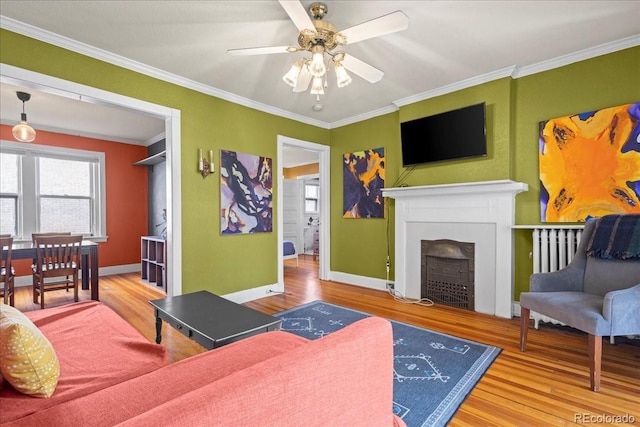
[{"left": 227, "top": 1, "right": 409, "bottom": 98}]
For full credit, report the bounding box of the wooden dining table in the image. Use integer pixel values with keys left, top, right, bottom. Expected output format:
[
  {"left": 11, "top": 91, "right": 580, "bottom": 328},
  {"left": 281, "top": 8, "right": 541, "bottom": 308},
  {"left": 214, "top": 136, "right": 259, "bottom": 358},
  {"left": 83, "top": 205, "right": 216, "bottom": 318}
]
[{"left": 5, "top": 240, "right": 100, "bottom": 301}]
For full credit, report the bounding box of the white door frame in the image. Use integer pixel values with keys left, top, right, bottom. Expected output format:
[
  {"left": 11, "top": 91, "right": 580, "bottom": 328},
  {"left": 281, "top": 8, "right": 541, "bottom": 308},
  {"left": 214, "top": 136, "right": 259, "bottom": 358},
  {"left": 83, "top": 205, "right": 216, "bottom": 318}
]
[
  {"left": 0, "top": 63, "right": 183, "bottom": 296},
  {"left": 277, "top": 135, "right": 330, "bottom": 288}
]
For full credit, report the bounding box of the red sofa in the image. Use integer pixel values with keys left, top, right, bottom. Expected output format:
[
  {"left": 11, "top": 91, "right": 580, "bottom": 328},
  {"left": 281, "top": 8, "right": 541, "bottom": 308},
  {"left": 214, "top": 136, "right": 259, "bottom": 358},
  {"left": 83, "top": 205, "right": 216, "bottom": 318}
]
[{"left": 1, "top": 301, "right": 404, "bottom": 427}]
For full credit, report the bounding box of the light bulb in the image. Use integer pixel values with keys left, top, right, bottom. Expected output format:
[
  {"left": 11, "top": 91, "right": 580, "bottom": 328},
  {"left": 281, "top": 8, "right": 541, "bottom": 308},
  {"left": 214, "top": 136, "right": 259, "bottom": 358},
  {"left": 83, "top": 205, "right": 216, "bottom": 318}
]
[
  {"left": 309, "top": 46, "right": 326, "bottom": 78},
  {"left": 12, "top": 116, "right": 36, "bottom": 143},
  {"left": 334, "top": 62, "right": 352, "bottom": 88},
  {"left": 282, "top": 60, "right": 303, "bottom": 88},
  {"left": 310, "top": 77, "right": 324, "bottom": 95}
]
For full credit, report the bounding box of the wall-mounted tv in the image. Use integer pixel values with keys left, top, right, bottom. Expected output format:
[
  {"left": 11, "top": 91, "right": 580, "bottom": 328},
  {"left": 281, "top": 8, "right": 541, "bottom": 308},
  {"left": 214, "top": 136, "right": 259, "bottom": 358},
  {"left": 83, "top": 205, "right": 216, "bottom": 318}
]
[{"left": 400, "top": 102, "right": 487, "bottom": 167}]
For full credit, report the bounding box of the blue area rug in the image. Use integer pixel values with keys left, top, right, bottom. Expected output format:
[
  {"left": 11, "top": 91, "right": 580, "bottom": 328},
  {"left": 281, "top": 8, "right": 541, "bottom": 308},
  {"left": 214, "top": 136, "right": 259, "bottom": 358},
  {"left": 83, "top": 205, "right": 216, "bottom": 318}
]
[{"left": 275, "top": 301, "right": 501, "bottom": 427}]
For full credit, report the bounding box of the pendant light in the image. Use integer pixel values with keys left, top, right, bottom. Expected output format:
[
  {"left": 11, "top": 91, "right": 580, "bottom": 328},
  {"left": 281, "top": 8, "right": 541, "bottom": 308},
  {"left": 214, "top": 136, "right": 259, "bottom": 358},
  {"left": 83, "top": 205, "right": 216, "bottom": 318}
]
[{"left": 12, "top": 91, "right": 36, "bottom": 143}]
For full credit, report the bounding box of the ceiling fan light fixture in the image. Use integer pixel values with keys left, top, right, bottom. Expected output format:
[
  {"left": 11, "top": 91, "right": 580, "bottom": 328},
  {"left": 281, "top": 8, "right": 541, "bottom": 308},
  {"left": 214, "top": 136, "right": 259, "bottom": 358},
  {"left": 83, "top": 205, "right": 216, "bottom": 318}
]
[
  {"left": 310, "top": 76, "right": 325, "bottom": 95},
  {"left": 283, "top": 59, "right": 303, "bottom": 87},
  {"left": 309, "top": 45, "right": 326, "bottom": 78},
  {"left": 334, "top": 61, "right": 352, "bottom": 88},
  {"left": 12, "top": 91, "right": 36, "bottom": 143}
]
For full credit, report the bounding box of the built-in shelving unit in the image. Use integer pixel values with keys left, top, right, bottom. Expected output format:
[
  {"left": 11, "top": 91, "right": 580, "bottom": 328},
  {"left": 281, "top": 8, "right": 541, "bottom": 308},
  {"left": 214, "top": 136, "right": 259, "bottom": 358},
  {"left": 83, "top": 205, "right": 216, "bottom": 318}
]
[
  {"left": 134, "top": 150, "right": 166, "bottom": 167},
  {"left": 141, "top": 236, "right": 166, "bottom": 292}
]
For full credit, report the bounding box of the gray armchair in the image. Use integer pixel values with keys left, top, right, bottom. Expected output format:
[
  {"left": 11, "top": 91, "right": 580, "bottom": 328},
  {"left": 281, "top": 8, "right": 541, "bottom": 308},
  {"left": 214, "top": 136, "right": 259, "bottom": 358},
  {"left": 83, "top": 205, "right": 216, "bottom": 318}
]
[{"left": 519, "top": 214, "right": 640, "bottom": 391}]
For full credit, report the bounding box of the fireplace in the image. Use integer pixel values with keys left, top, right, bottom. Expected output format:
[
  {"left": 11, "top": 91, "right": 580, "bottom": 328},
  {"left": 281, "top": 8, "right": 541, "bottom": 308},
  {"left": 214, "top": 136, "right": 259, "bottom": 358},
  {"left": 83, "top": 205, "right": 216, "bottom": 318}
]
[
  {"left": 421, "top": 240, "right": 474, "bottom": 310},
  {"left": 382, "top": 180, "right": 527, "bottom": 318}
]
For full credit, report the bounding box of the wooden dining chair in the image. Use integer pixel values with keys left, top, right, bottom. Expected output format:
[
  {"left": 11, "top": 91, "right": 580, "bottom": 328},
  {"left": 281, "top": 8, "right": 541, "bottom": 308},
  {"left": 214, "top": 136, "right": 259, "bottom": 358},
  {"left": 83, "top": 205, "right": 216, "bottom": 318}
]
[
  {"left": 33, "top": 234, "right": 83, "bottom": 309},
  {"left": 31, "top": 232, "right": 72, "bottom": 296},
  {"left": 0, "top": 236, "right": 16, "bottom": 306}
]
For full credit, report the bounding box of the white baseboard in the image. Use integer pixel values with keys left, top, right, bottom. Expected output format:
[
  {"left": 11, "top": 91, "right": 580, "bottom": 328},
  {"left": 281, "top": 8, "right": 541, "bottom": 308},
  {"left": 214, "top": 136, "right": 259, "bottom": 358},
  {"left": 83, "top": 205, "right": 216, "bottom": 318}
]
[
  {"left": 329, "top": 271, "right": 391, "bottom": 292},
  {"left": 221, "top": 270, "right": 389, "bottom": 305},
  {"left": 512, "top": 301, "right": 522, "bottom": 318},
  {"left": 223, "top": 283, "right": 282, "bottom": 304},
  {"left": 14, "top": 263, "right": 141, "bottom": 287}
]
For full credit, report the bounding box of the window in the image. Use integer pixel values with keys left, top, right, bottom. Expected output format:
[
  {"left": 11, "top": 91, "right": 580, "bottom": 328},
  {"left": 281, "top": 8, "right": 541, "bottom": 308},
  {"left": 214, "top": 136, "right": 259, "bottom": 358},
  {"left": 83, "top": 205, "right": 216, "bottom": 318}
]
[
  {"left": 0, "top": 140, "right": 106, "bottom": 239},
  {"left": 304, "top": 182, "right": 319, "bottom": 213},
  {"left": 0, "top": 153, "right": 19, "bottom": 236}
]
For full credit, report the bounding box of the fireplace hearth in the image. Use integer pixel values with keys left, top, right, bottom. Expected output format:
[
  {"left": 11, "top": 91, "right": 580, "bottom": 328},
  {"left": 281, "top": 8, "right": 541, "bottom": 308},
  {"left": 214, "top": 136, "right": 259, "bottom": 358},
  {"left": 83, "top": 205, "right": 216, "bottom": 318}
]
[{"left": 421, "top": 240, "right": 475, "bottom": 310}]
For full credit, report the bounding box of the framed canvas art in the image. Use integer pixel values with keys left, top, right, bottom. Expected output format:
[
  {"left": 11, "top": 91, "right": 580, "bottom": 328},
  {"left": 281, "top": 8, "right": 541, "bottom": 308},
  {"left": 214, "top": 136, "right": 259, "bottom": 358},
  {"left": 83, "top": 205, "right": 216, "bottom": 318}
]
[
  {"left": 539, "top": 102, "right": 640, "bottom": 222},
  {"left": 343, "top": 147, "right": 385, "bottom": 219},
  {"left": 220, "top": 150, "right": 273, "bottom": 234}
]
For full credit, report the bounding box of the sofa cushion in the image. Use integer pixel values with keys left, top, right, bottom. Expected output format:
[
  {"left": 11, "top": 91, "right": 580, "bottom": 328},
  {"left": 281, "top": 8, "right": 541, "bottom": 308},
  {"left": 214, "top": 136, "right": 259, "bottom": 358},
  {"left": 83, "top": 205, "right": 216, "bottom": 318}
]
[
  {"left": 4, "top": 329, "right": 308, "bottom": 426},
  {"left": 0, "top": 301, "right": 168, "bottom": 424},
  {"left": 0, "top": 303, "right": 60, "bottom": 398},
  {"left": 520, "top": 291, "right": 609, "bottom": 335}
]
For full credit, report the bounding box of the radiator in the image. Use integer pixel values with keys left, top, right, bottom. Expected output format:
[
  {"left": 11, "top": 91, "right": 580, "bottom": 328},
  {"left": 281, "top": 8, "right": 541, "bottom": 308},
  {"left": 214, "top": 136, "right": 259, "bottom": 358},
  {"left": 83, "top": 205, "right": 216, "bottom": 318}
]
[
  {"left": 532, "top": 227, "right": 583, "bottom": 274},
  {"left": 530, "top": 226, "right": 583, "bottom": 329}
]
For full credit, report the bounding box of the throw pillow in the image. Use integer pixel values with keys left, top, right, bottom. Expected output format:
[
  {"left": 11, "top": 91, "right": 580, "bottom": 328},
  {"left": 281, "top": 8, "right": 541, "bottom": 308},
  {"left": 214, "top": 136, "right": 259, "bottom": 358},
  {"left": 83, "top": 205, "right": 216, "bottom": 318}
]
[{"left": 0, "top": 303, "right": 60, "bottom": 397}]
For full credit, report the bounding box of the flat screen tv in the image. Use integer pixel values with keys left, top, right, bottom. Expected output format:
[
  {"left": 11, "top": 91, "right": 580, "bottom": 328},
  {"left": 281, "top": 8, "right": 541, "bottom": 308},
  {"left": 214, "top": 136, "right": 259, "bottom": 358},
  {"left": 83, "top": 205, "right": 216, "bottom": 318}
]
[{"left": 400, "top": 102, "right": 487, "bottom": 167}]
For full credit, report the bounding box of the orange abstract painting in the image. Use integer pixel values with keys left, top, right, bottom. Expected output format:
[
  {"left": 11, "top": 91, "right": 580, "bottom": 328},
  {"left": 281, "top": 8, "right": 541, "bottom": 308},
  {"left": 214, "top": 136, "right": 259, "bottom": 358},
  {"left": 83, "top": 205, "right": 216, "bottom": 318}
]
[{"left": 539, "top": 102, "right": 640, "bottom": 222}]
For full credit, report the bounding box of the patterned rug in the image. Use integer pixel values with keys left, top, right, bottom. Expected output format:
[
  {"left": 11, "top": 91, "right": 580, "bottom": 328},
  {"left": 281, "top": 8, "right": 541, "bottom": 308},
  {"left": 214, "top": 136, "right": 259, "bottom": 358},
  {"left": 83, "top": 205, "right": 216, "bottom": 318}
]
[{"left": 275, "top": 301, "right": 501, "bottom": 427}]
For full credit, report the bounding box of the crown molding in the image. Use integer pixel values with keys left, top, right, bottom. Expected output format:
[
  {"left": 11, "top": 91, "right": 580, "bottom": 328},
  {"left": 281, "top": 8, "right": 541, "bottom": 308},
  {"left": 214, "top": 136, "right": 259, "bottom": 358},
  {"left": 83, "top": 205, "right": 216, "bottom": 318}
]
[
  {"left": 393, "top": 66, "right": 517, "bottom": 108},
  {"left": 0, "top": 118, "right": 163, "bottom": 146},
  {"left": 329, "top": 104, "right": 399, "bottom": 129},
  {"left": 390, "top": 36, "right": 640, "bottom": 109},
  {"left": 0, "top": 16, "right": 331, "bottom": 130},
  {"left": 513, "top": 35, "right": 640, "bottom": 78},
  {"left": 2, "top": 16, "right": 637, "bottom": 130}
]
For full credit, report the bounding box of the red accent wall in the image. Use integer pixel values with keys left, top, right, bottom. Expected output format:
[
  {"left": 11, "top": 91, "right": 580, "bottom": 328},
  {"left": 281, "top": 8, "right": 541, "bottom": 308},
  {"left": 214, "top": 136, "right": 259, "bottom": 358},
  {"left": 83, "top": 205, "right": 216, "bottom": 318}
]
[{"left": 1, "top": 125, "right": 148, "bottom": 274}]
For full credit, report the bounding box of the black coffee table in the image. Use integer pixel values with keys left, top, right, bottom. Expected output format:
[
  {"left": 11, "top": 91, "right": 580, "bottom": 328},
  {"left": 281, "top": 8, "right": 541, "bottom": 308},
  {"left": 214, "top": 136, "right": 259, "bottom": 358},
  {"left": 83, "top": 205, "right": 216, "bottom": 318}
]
[{"left": 149, "top": 290, "right": 281, "bottom": 350}]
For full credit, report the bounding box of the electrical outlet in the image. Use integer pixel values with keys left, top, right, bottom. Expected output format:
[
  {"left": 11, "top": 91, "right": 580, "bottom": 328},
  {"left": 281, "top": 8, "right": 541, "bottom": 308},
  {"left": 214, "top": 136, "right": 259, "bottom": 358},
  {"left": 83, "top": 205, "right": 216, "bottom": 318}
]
[{"left": 386, "top": 282, "right": 394, "bottom": 290}]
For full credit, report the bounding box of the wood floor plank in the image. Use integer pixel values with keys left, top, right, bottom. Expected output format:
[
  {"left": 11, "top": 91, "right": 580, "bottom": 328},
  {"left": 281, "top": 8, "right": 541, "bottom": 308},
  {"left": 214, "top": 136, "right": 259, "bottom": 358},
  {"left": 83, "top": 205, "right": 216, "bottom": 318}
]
[{"left": 9, "top": 255, "right": 639, "bottom": 425}]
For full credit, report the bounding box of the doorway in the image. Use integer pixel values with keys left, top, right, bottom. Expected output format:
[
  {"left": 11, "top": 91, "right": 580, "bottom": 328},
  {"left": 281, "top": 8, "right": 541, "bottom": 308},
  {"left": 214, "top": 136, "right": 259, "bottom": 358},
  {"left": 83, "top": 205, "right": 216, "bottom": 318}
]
[
  {"left": 0, "top": 64, "right": 183, "bottom": 296},
  {"left": 277, "top": 135, "right": 330, "bottom": 289}
]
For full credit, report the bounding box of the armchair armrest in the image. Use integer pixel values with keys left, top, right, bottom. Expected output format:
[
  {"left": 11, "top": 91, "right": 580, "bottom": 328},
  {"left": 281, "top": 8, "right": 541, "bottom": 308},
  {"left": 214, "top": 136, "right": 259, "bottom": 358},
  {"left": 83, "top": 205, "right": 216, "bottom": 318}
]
[
  {"left": 603, "top": 283, "right": 640, "bottom": 336},
  {"left": 530, "top": 266, "right": 585, "bottom": 292}
]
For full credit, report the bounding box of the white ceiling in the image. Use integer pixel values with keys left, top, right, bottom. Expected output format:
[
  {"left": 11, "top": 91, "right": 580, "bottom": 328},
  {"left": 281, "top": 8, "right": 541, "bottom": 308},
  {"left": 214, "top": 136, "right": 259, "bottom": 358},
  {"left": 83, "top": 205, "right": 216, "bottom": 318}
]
[
  {"left": 0, "top": 1, "right": 639, "bottom": 165},
  {"left": 0, "top": 82, "right": 166, "bottom": 145}
]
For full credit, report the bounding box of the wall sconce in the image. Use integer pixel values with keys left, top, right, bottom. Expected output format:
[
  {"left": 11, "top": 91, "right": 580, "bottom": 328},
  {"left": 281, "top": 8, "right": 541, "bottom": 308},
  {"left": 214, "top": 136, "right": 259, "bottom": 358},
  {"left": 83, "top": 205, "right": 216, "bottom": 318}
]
[{"left": 198, "top": 148, "right": 215, "bottom": 178}]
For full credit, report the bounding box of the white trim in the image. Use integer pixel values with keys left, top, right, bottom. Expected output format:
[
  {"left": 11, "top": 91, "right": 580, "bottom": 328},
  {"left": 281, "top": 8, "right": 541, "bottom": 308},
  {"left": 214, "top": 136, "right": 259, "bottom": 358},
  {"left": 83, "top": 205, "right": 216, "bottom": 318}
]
[
  {"left": 0, "top": 16, "right": 330, "bottom": 130},
  {"left": 222, "top": 283, "right": 280, "bottom": 305},
  {"left": 277, "top": 135, "right": 330, "bottom": 286},
  {"left": 330, "top": 271, "right": 390, "bottom": 292},
  {"left": 514, "top": 35, "right": 640, "bottom": 78},
  {"left": 0, "top": 63, "right": 183, "bottom": 297},
  {"left": 330, "top": 104, "right": 399, "bottom": 129},
  {"left": 2, "top": 16, "right": 636, "bottom": 130},
  {"left": 165, "top": 110, "right": 182, "bottom": 297},
  {"left": 513, "top": 301, "right": 523, "bottom": 318},
  {"left": 382, "top": 180, "right": 528, "bottom": 318},
  {"left": 0, "top": 119, "right": 165, "bottom": 146},
  {"left": 393, "top": 66, "right": 517, "bottom": 109},
  {"left": 13, "top": 263, "right": 141, "bottom": 287},
  {"left": 0, "top": 139, "right": 107, "bottom": 240}
]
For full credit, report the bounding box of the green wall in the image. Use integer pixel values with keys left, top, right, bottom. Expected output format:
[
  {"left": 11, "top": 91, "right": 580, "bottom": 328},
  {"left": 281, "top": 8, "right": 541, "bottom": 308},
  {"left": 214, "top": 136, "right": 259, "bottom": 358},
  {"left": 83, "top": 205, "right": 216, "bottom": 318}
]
[
  {"left": 2, "top": 27, "right": 638, "bottom": 302},
  {"left": 511, "top": 47, "right": 640, "bottom": 297},
  {"left": 330, "top": 47, "right": 640, "bottom": 300},
  {"left": 0, "top": 29, "right": 330, "bottom": 295},
  {"left": 330, "top": 113, "right": 400, "bottom": 279}
]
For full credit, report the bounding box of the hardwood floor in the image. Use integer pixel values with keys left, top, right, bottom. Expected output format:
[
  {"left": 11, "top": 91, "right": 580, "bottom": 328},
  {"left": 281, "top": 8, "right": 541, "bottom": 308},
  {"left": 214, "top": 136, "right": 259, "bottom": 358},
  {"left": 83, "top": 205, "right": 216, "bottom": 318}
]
[{"left": 11, "top": 254, "right": 640, "bottom": 426}]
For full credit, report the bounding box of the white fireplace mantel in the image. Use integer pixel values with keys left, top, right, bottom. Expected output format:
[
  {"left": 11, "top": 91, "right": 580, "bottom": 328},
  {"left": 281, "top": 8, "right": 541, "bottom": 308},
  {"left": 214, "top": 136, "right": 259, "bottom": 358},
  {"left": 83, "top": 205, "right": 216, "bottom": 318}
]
[{"left": 382, "top": 180, "right": 528, "bottom": 318}]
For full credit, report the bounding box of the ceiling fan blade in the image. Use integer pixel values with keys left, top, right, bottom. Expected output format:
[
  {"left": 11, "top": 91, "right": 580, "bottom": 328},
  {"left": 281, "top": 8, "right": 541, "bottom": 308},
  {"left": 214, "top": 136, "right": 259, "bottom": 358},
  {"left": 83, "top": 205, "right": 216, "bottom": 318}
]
[
  {"left": 227, "top": 46, "right": 292, "bottom": 56},
  {"left": 340, "top": 10, "right": 409, "bottom": 45},
  {"left": 278, "top": 0, "right": 315, "bottom": 32},
  {"left": 341, "top": 54, "right": 384, "bottom": 83},
  {"left": 293, "top": 65, "right": 312, "bottom": 92}
]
